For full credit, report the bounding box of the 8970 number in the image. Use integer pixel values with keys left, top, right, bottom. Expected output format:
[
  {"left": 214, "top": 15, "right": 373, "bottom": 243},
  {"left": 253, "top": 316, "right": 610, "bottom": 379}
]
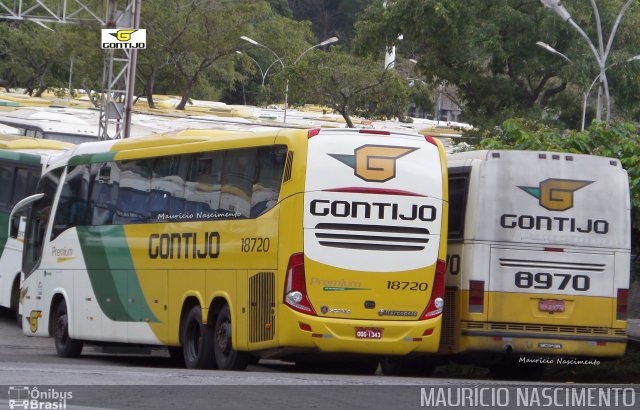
[{"left": 514, "top": 271, "right": 590, "bottom": 291}]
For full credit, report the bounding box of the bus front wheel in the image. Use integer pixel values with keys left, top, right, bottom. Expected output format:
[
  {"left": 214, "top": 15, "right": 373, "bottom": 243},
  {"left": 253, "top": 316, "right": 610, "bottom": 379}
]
[
  {"left": 181, "top": 305, "right": 216, "bottom": 369},
  {"left": 213, "top": 305, "right": 248, "bottom": 371},
  {"left": 53, "top": 301, "right": 83, "bottom": 358}
]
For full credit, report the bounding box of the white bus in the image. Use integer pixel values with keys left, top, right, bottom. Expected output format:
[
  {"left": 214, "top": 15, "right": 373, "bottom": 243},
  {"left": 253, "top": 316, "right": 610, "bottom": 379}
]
[
  {"left": 0, "top": 136, "right": 73, "bottom": 324},
  {"left": 440, "top": 150, "right": 630, "bottom": 379}
]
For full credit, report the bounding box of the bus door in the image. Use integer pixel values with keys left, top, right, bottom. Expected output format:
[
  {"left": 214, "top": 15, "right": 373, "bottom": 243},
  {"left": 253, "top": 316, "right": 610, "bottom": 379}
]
[{"left": 21, "top": 168, "right": 63, "bottom": 336}]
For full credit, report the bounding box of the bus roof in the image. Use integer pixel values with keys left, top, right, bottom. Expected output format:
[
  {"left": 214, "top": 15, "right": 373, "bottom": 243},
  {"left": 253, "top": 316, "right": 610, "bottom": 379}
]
[
  {"left": 448, "top": 149, "right": 621, "bottom": 168},
  {"left": 0, "top": 134, "right": 75, "bottom": 151}
]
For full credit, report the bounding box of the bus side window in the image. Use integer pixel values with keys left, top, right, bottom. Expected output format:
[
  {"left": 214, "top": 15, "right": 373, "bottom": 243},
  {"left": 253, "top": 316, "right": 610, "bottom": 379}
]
[
  {"left": 185, "top": 151, "right": 223, "bottom": 217},
  {"left": 89, "top": 163, "right": 118, "bottom": 226},
  {"left": 448, "top": 167, "right": 471, "bottom": 243},
  {"left": 52, "top": 164, "right": 91, "bottom": 238},
  {"left": 220, "top": 148, "right": 256, "bottom": 219},
  {"left": 12, "top": 167, "right": 40, "bottom": 204},
  {"left": 251, "top": 146, "right": 287, "bottom": 218},
  {"left": 113, "top": 159, "right": 151, "bottom": 224},
  {"left": 0, "top": 164, "right": 13, "bottom": 208}
]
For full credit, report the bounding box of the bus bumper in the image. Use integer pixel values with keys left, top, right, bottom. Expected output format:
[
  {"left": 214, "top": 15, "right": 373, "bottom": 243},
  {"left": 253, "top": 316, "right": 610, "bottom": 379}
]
[
  {"left": 457, "top": 330, "right": 627, "bottom": 358},
  {"left": 278, "top": 307, "right": 442, "bottom": 355}
]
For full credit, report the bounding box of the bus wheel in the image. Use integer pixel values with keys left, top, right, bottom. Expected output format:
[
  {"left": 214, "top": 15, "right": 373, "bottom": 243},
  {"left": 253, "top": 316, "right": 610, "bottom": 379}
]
[
  {"left": 489, "top": 363, "right": 546, "bottom": 381},
  {"left": 380, "top": 357, "right": 435, "bottom": 377},
  {"left": 10, "top": 279, "right": 21, "bottom": 328},
  {"left": 53, "top": 301, "right": 83, "bottom": 358},
  {"left": 181, "top": 305, "right": 216, "bottom": 369},
  {"left": 213, "top": 305, "right": 248, "bottom": 371}
]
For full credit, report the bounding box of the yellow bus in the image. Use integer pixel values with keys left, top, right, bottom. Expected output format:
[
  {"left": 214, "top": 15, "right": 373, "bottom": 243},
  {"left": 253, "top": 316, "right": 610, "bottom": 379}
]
[
  {"left": 0, "top": 136, "right": 73, "bottom": 324},
  {"left": 439, "top": 150, "right": 629, "bottom": 380},
  {"left": 18, "top": 127, "right": 449, "bottom": 371}
]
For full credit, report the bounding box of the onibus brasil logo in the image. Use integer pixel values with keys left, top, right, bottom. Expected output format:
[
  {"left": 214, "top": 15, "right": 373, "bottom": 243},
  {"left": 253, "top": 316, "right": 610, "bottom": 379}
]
[
  {"left": 329, "top": 145, "right": 417, "bottom": 182},
  {"left": 519, "top": 178, "right": 593, "bottom": 211},
  {"left": 8, "top": 386, "right": 72, "bottom": 409},
  {"left": 101, "top": 29, "right": 146, "bottom": 49}
]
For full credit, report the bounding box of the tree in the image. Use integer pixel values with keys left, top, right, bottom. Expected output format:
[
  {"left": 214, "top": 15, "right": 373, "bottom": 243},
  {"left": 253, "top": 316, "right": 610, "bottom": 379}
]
[
  {"left": 353, "top": 0, "right": 640, "bottom": 128},
  {"left": 288, "top": 48, "right": 409, "bottom": 127}
]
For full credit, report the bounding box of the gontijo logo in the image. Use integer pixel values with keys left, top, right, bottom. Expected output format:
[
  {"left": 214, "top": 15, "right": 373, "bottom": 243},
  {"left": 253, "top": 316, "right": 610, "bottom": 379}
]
[
  {"left": 330, "top": 145, "right": 417, "bottom": 182},
  {"left": 101, "top": 29, "right": 146, "bottom": 49},
  {"left": 519, "top": 178, "right": 593, "bottom": 211}
]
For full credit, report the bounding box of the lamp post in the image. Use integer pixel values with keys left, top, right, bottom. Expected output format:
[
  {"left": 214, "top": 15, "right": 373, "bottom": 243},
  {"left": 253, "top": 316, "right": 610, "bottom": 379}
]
[
  {"left": 540, "top": 0, "right": 634, "bottom": 125},
  {"left": 240, "top": 36, "right": 338, "bottom": 123}
]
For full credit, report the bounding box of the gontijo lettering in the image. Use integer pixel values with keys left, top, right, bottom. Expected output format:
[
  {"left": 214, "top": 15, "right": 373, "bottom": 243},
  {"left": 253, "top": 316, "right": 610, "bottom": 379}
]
[
  {"left": 310, "top": 200, "right": 436, "bottom": 222},
  {"left": 148, "top": 232, "right": 220, "bottom": 259}
]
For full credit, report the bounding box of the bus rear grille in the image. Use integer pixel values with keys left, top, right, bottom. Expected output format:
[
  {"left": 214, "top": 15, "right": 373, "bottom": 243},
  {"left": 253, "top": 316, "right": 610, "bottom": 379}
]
[
  {"left": 462, "top": 322, "right": 620, "bottom": 336},
  {"left": 439, "top": 287, "right": 458, "bottom": 351},
  {"left": 314, "top": 223, "right": 430, "bottom": 251},
  {"left": 498, "top": 259, "right": 606, "bottom": 272},
  {"left": 249, "top": 271, "right": 275, "bottom": 344}
]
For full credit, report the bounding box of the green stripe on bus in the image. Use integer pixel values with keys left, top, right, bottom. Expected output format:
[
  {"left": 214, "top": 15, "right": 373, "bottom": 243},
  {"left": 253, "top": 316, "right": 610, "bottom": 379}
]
[
  {"left": 77, "top": 226, "right": 158, "bottom": 323},
  {"left": 69, "top": 152, "right": 117, "bottom": 166},
  {"left": 0, "top": 150, "right": 41, "bottom": 164}
]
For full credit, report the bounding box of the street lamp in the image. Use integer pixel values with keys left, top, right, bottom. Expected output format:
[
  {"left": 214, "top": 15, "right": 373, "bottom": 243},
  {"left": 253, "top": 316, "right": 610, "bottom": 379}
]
[
  {"left": 536, "top": 41, "right": 573, "bottom": 64},
  {"left": 235, "top": 51, "right": 283, "bottom": 89},
  {"left": 540, "top": 0, "right": 634, "bottom": 125},
  {"left": 240, "top": 36, "right": 338, "bottom": 123}
]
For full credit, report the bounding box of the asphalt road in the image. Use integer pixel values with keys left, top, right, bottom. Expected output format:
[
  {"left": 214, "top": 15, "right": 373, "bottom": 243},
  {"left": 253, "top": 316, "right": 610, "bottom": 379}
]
[{"left": 0, "top": 308, "right": 638, "bottom": 410}]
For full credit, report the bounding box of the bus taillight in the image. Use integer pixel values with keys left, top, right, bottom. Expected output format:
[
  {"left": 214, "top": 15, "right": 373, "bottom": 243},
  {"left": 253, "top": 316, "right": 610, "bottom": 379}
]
[
  {"left": 468, "top": 280, "right": 485, "bottom": 313},
  {"left": 420, "top": 259, "right": 446, "bottom": 320},
  {"left": 284, "top": 253, "right": 317, "bottom": 316},
  {"left": 617, "top": 288, "right": 628, "bottom": 321}
]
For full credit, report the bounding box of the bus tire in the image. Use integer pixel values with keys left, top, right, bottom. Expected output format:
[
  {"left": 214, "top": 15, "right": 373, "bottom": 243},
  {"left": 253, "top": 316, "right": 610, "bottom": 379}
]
[
  {"left": 10, "top": 278, "right": 21, "bottom": 328},
  {"left": 380, "top": 357, "right": 435, "bottom": 377},
  {"left": 213, "top": 305, "right": 248, "bottom": 371},
  {"left": 53, "top": 301, "right": 83, "bottom": 358},
  {"left": 181, "top": 305, "right": 216, "bottom": 369}
]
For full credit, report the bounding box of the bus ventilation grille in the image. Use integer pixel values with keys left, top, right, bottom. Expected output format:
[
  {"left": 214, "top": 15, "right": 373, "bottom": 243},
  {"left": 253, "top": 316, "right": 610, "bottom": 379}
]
[
  {"left": 463, "top": 322, "right": 620, "bottom": 336},
  {"left": 314, "top": 223, "right": 430, "bottom": 251},
  {"left": 283, "top": 151, "right": 294, "bottom": 183},
  {"left": 249, "top": 271, "right": 276, "bottom": 343},
  {"left": 439, "top": 287, "right": 458, "bottom": 351}
]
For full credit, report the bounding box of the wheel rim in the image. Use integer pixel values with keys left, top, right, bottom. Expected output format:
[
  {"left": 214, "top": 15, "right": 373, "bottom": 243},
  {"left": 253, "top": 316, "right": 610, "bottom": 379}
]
[
  {"left": 216, "top": 320, "right": 231, "bottom": 355},
  {"left": 55, "top": 314, "right": 68, "bottom": 347}
]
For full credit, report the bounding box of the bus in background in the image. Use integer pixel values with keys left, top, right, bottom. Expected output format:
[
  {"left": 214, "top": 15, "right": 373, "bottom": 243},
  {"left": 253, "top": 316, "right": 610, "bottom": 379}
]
[
  {"left": 0, "top": 136, "right": 74, "bottom": 324},
  {"left": 439, "top": 150, "right": 630, "bottom": 380},
  {"left": 17, "top": 127, "right": 448, "bottom": 372}
]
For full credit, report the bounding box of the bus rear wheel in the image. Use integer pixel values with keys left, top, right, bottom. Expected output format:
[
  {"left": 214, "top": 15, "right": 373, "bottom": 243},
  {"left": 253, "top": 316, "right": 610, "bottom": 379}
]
[
  {"left": 181, "top": 305, "right": 216, "bottom": 369},
  {"left": 213, "top": 305, "right": 248, "bottom": 371},
  {"left": 53, "top": 301, "right": 83, "bottom": 358}
]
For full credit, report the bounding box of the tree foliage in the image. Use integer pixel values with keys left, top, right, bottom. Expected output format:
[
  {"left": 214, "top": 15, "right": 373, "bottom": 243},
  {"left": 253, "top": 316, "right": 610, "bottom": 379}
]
[
  {"left": 288, "top": 48, "right": 409, "bottom": 127},
  {"left": 354, "top": 0, "right": 640, "bottom": 128}
]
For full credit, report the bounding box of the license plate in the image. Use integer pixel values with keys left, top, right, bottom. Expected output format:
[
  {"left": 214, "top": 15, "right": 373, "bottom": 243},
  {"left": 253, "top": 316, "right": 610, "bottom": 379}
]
[
  {"left": 355, "top": 327, "right": 382, "bottom": 339},
  {"left": 539, "top": 299, "right": 565, "bottom": 312}
]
